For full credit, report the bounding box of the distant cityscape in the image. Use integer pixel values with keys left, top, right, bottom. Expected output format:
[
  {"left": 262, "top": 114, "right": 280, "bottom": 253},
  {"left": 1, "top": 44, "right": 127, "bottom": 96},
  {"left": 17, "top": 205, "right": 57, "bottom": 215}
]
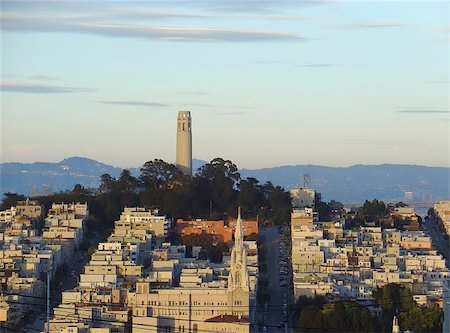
[{"left": 0, "top": 112, "right": 448, "bottom": 333}]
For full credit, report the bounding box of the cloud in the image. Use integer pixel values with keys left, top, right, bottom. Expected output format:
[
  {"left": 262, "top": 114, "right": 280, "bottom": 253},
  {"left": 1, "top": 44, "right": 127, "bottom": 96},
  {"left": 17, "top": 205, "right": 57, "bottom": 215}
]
[
  {"left": 265, "top": 15, "right": 316, "bottom": 21},
  {"left": 337, "top": 22, "right": 409, "bottom": 30},
  {"left": 29, "top": 75, "right": 58, "bottom": 81},
  {"left": 191, "top": 0, "right": 337, "bottom": 13},
  {"left": 0, "top": 82, "right": 94, "bottom": 94},
  {"left": 1, "top": 3, "right": 304, "bottom": 42},
  {"left": 1, "top": 1, "right": 207, "bottom": 21},
  {"left": 397, "top": 110, "right": 449, "bottom": 114},
  {"left": 299, "top": 63, "right": 335, "bottom": 67},
  {"left": 197, "top": 1, "right": 281, "bottom": 14},
  {"left": 97, "top": 100, "right": 170, "bottom": 107},
  {"left": 255, "top": 60, "right": 282, "bottom": 64},
  {"left": 2, "top": 20, "right": 302, "bottom": 42},
  {"left": 183, "top": 103, "right": 254, "bottom": 109}
]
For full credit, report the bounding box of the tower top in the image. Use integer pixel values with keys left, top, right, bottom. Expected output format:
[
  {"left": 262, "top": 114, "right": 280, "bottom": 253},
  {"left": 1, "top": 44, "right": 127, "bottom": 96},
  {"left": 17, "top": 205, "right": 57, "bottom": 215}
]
[
  {"left": 178, "top": 110, "right": 191, "bottom": 117},
  {"left": 234, "top": 207, "right": 243, "bottom": 249}
]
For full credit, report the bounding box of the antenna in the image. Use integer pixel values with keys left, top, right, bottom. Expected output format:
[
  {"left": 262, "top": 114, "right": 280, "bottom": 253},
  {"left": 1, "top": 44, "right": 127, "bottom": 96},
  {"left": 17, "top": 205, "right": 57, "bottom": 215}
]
[{"left": 301, "top": 174, "right": 312, "bottom": 188}]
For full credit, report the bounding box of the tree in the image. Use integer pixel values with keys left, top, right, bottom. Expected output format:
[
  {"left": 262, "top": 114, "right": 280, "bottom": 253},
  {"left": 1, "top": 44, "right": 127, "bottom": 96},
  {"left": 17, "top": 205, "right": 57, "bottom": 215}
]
[
  {"left": 140, "top": 159, "right": 185, "bottom": 190},
  {"left": 0, "top": 192, "right": 26, "bottom": 210},
  {"left": 315, "top": 193, "right": 331, "bottom": 221},
  {"left": 196, "top": 158, "right": 241, "bottom": 216},
  {"left": 360, "top": 199, "right": 387, "bottom": 219},
  {"left": 71, "top": 184, "right": 90, "bottom": 201},
  {"left": 238, "top": 177, "right": 264, "bottom": 217},
  {"left": 117, "top": 169, "right": 139, "bottom": 193},
  {"left": 99, "top": 173, "right": 116, "bottom": 193}
]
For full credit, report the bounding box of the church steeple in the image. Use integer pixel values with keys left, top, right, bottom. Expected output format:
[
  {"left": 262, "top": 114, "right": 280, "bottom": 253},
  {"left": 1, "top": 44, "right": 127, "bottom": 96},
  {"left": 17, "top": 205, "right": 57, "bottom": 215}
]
[
  {"left": 235, "top": 207, "right": 243, "bottom": 248},
  {"left": 228, "top": 207, "right": 249, "bottom": 291}
]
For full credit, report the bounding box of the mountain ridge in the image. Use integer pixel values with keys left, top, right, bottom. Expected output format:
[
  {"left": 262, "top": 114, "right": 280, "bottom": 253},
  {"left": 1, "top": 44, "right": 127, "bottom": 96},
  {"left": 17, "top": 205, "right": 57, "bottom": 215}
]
[{"left": 1, "top": 157, "right": 449, "bottom": 203}]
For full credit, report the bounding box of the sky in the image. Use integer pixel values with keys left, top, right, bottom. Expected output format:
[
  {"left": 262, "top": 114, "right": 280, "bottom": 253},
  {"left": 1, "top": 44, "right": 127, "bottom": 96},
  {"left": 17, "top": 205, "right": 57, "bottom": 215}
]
[{"left": 1, "top": 0, "right": 449, "bottom": 169}]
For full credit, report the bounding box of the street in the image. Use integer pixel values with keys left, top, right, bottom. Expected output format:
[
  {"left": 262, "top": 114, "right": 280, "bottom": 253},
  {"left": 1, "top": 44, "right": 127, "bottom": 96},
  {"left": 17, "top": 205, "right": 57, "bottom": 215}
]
[
  {"left": 25, "top": 233, "right": 102, "bottom": 333},
  {"left": 424, "top": 217, "right": 449, "bottom": 266},
  {"left": 260, "top": 226, "right": 294, "bottom": 332}
]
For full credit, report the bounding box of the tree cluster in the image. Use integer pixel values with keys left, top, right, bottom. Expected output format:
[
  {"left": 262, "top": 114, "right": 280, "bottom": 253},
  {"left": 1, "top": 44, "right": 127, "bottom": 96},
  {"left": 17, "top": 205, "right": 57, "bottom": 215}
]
[
  {"left": 294, "top": 296, "right": 378, "bottom": 332},
  {"left": 373, "top": 283, "right": 443, "bottom": 332},
  {"left": 97, "top": 157, "right": 291, "bottom": 223},
  {"left": 181, "top": 233, "right": 229, "bottom": 263},
  {"left": 345, "top": 199, "right": 388, "bottom": 229},
  {"left": 1, "top": 157, "right": 292, "bottom": 233}
]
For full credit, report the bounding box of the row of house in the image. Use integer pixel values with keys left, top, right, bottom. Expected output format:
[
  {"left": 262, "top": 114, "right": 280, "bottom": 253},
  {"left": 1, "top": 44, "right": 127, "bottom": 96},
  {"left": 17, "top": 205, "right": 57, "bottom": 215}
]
[
  {"left": 0, "top": 201, "right": 89, "bottom": 325},
  {"left": 434, "top": 201, "right": 450, "bottom": 235},
  {"left": 47, "top": 207, "right": 257, "bottom": 333},
  {"left": 290, "top": 203, "right": 448, "bottom": 308}
]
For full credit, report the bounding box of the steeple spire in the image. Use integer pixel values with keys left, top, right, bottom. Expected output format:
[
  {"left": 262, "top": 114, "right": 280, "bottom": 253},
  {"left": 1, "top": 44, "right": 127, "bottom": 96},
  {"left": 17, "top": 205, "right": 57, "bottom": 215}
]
[
  {"left": 228, "top": 207, "right": 249, "bottom": 291},
  {"left": 235, "top": 207, "right": 243, "bottom": 248}
]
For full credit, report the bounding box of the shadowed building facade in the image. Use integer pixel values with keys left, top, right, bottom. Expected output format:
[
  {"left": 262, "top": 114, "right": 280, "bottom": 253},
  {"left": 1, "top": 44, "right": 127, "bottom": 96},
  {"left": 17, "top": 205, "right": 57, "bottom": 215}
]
[{"left": 176, "top": 111, "right": 192, "bottom": 176}]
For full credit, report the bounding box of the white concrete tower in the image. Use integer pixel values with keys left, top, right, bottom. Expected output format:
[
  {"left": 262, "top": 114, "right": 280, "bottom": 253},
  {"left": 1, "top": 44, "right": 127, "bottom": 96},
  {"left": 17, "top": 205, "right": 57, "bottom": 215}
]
[{"left": 176, "top": 111, "right": 192, "bottom": 176}]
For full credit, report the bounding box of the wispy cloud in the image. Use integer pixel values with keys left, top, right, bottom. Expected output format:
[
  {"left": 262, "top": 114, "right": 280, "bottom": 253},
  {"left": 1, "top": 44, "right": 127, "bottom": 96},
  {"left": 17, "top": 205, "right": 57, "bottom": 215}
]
[
  {"left": 183, "top": 103, "right": 254, "bottom": 109},
  {"left": 397, "top": 109, "right": 449, "bottom": 114},
  {"left": 2, "top": 19, "right": 302, "bottom": 42},
  {"left": 255, "top": 60, "right": 283, "bottom": 64},
  {"left": 29, "top": 75, "right": 58, "bottom": 81},
  {"left": 337, "top": 22, "right": 409, "bottom": 30},
  {"left": 265, "top": 15, "right": 315, "bottom": 21},
  {"left": 1, "top": 74, "right": 58, "bottom": 81},
  {"left": 97, "top": 100, "right": 170, "bottom": 107},
  {"left": 1, "top": 2, "right": 304, "bottom": 42},
  {"left": 0, "top": 82, "right": 94, "bottom": 94},
  {"left": 194, "top": 0, "right": 337, "bottom": 13},
  {"left": 299, "top": 63, "right": 335, "bottom": 67},
  {"left": 199, "top": 1, "right": 280, "bottom": 14}
]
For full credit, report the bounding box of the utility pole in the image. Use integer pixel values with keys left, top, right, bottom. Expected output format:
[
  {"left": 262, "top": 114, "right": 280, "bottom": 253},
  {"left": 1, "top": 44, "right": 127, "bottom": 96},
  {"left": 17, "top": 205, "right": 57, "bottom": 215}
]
[
  {"left": 188, "top": 292, "right": 192, "bottom": 333},
  {"left": 444, "top": 279, "right": 449, "bottom": 333},
  {"left": 46, "top": 258, "right": 52, "bottom": 333}
]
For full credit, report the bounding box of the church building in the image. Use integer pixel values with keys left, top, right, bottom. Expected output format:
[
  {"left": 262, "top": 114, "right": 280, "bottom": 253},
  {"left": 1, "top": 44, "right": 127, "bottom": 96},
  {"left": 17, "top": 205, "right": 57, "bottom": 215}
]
[{"left": 132, "top": 209, "right": 252, "bottom": 333}]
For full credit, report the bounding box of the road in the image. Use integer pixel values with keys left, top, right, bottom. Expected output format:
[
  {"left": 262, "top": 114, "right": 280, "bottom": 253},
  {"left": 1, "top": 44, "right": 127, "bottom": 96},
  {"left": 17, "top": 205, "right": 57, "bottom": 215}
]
[
  {"left": 26, "top": 232, "right": 102, "bottom": 332},
  {"left": 260, "top": 226, "right": 293, "bottom": 332},
  {"left": 424, "top": 217, "right": 449, "bottom": 265}
]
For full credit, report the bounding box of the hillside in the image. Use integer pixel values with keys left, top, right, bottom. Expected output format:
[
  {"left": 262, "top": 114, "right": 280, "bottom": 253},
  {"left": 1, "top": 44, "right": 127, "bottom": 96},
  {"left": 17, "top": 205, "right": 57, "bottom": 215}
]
[{"left": 1, "top": 157, "right": 448, "bottom": 203}]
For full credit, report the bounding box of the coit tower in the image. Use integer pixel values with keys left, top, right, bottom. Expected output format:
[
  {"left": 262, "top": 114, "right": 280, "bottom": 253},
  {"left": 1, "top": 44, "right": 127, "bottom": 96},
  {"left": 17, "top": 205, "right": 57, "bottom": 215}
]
[{"left": 176, "top": 111, "right": 192, "bottom": 176}]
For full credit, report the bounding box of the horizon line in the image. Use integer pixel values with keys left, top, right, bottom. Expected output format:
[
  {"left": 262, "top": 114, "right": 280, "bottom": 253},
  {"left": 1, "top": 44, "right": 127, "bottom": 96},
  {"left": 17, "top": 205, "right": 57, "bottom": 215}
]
[{"left": 1, "top": 156, "right": 449, "bottom": 170}]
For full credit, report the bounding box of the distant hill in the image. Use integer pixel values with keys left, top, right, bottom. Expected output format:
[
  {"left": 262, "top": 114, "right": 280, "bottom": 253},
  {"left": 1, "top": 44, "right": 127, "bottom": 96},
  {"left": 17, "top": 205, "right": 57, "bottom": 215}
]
[
  {"left": 0, "top": 157, "right": 134, "bottom": 196},
  {"left": 1, "top": 157, "right": 448, "bottom": 203},
  {"left": 241, "top": 164, "right": 449, "bottom": 203}
]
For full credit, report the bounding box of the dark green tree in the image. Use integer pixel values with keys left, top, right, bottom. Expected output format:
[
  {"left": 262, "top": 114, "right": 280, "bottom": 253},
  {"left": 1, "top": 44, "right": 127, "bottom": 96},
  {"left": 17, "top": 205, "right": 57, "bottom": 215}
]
[
  {"left": 196, "top": 158, "right": 240, "bottom": 216},
  {"left": 238, "top": 177, "right": 264, "bottom": 217},
  {"left": 0, "top": 192, "right": 26, "bottom": 210},
  {"left": 99, "top": 173, "right": 116, "bottom": 193},
  {"left": 140, "top": 159, "right": 185, "bottom": 190}
]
